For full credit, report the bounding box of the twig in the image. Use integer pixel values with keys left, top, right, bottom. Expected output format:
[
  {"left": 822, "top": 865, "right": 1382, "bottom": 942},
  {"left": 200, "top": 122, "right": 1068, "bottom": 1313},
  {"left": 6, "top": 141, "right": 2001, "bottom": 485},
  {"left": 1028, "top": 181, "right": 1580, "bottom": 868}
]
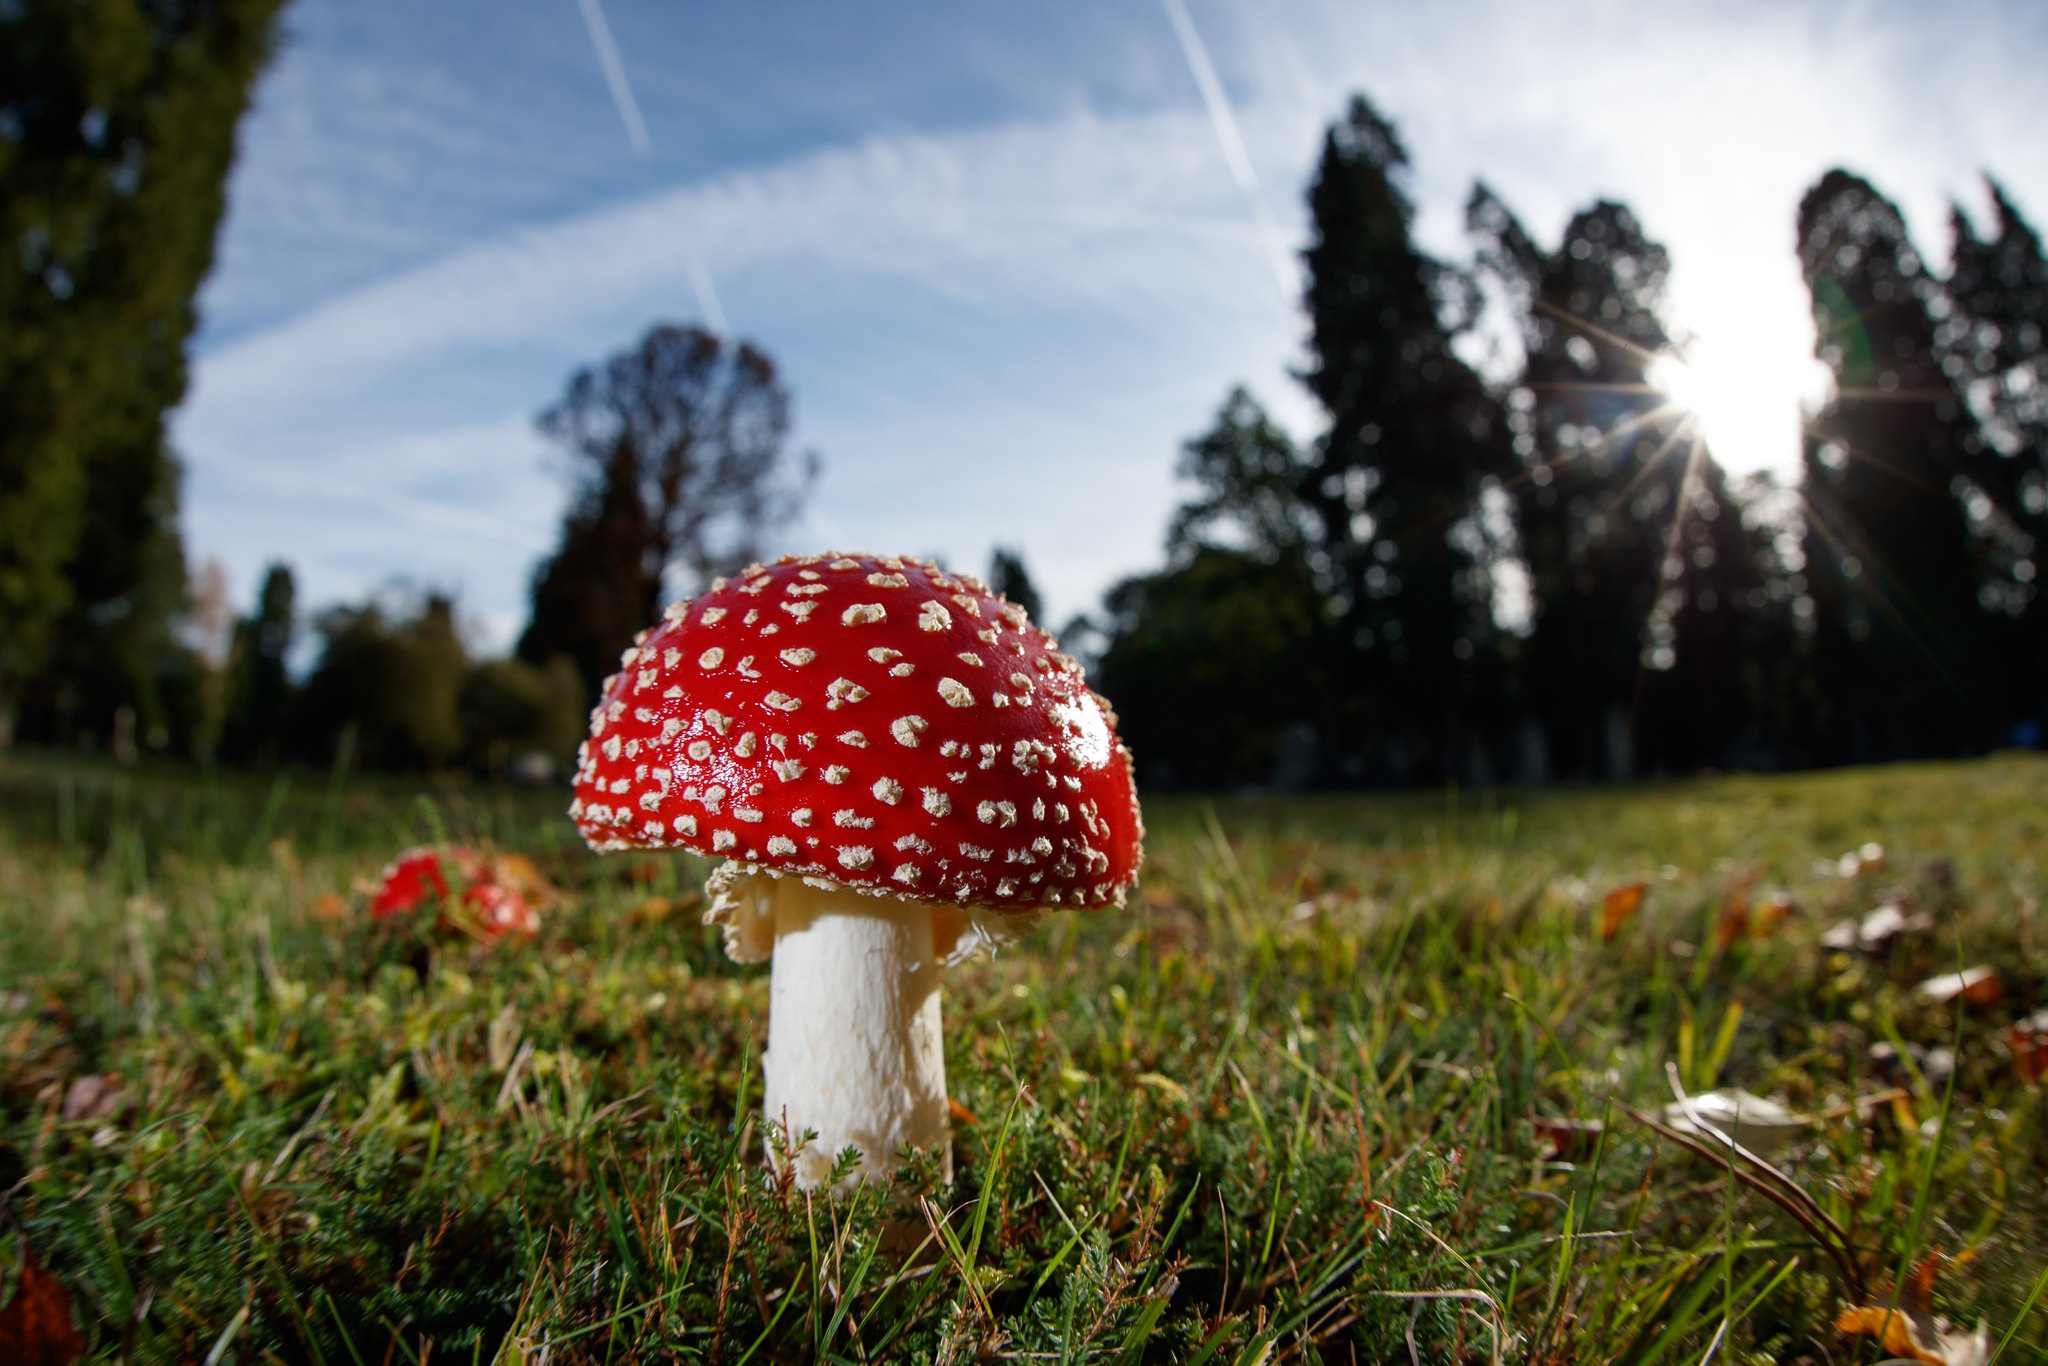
[
  {"left": 1624, "top": 1105, "right": 1865, "bottom": 1303},
  {"left": 1367, "top": 1291, "right": 1506, "bottom": 1366},
  {"left": 1662, "top": 1065, "right": 1862, "bottom": 1280}
]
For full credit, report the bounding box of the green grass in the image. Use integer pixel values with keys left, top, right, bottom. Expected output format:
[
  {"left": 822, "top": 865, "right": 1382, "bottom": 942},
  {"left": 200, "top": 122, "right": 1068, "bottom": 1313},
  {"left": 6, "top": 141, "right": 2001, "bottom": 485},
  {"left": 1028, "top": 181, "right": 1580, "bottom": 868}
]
[{"left": 2, "top": 746, "right": 2046, "bottom": 1363}]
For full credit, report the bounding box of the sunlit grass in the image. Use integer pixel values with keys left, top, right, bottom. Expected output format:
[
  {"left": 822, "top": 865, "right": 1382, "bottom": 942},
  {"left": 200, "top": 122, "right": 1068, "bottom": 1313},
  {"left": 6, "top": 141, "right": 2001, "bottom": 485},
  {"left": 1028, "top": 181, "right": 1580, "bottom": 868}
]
[{"left": 2, "top": 749, "right": 2044, "bottom": 1361}]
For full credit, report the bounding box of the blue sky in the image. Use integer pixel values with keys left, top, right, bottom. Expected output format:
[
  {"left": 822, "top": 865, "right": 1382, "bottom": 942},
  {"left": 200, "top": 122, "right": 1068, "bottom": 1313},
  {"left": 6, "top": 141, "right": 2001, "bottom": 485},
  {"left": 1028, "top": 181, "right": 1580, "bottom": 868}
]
[{"left": 176, "top": 0, "right": 2048, "bottom": 650}]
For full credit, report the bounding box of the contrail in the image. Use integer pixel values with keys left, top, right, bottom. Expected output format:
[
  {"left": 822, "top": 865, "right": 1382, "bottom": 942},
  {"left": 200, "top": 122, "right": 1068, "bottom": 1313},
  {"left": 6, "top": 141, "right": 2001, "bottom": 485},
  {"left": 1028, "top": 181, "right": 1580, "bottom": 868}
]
[
  {"left": 573, "top": 0, "right": 728, "bottom": 335},
  {"left": 686, "top": 254, "right": 730, "bottom": 338},
  {"left": 1159, "top": 0, "right": 1295, "bottom": 302},
  {"left": 575, "top": 0, "right": 650, "bottom": 155}
]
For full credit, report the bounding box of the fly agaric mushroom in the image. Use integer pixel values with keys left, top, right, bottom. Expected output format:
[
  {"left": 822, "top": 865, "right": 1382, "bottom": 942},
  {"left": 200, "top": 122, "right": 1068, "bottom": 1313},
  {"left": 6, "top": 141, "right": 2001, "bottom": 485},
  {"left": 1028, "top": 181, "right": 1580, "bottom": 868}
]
[
  {"left": 370, "top": 846, "right": 545, "bottom": 939},
  {"left": 569, "top": 553, "right": 1143, "bottom": 1189}
]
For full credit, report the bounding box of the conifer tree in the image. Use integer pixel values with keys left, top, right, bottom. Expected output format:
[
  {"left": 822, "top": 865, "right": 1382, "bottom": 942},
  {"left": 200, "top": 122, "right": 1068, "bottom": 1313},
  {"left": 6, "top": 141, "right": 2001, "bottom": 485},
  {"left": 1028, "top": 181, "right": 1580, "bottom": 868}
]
[
  {"left": 1095, "top": 389, "right": 1330, "bottom": 789},
  {"left": 1797, "top": 170, "right": 1992, "bottom": 760},
  {"left": 0, "top": 0, "right": 285, "bottom": 737},
  {"left": 1470, "top": 192, "right": 1782, "bottom": 776},
  {"left": 987, "top": 548, "right": 1043, "bottom": 626},
  {"left": 1299, "top": 97, "right": 1515, "bottom": 781},
  {"left": 1945, "top": 179, "right": 2048, "bottom": 740},
  {"left": 221, "top": 563, "right": 296, "bottom": 764}
]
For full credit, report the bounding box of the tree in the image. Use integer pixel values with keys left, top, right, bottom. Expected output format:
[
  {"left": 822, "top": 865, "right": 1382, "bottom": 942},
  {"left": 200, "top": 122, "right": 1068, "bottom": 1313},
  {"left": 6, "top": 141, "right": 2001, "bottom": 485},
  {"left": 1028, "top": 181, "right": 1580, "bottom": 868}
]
[
  {"left": 459, "top": 655, "right": 586, "bottom": 776},
  {"left": 1167, "top": 387, "right": 1317, "bottom": 563},
  {"left": 1299, "top": 96, "right": 1517, "bottom": 782},
  {"left": 0, "top": 0, "right": 285, "bottom": 735},
  {"left": 1797, "top": 170, "right": 1993, "bottom": 760},
  {"left": 987, "top": 548, "right": 1043, "bottom": 625},
  {"left": 1095, "top": 547, "right": 1330, "bottom": 791},
  {"left": 1093, "top": 388, "right": 1333, "bottom": 790},
  {"left": 519, "top": 324, "right": 809, "bottom": 698},
  {"left": 220, "top": 563, "right": 295, "bottom": 764},
  {"left": 1469, "top": 191, "right": 1784, "bottom": 776},
  {"left": 1945, "top": 179, "right": 2048, "bottom": 742},
  {"left": 292, "top": 591, "right": 468, "bottom": 771}
]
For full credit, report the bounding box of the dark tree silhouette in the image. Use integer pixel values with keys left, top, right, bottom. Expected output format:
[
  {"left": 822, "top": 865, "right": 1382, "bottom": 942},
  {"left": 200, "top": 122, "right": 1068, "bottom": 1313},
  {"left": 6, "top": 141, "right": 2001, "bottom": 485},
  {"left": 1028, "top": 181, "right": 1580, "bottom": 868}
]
[
  {"left": 1094, "top": 388, "right": 1332, "bottom": 790},
  {"left": 1797, "top": 170, "right": 1994, "bottom": 761},
  {"left": 1167, "top": 387, "right": 1316, "bottom": 563},
  {"left": 987, "top": 548, "right": 1043, "bottom": 625},
  {"left": 220, "top": 563, "right": 296, "bottom": 764},
  {"left": 0, "top": 0, "right": 285, "bottom": 738},
  {"left": 293, "top": 592, "right": 467, "bottom": 771},
  {"left": 1095, "top": 546, "right": 1329, "bottom": 792},
  {"left": 1470, "top": 191, "right": 1786, "bottom": 777},
  {"left": 1945, "top": 179, "right": 2048, "bottom": 741},
  {"left": 1300, "top": 97, "right": 1516, "bottom": 783},
  {"left": 519, "top": 324, "right": 809, "bottom": 698}
]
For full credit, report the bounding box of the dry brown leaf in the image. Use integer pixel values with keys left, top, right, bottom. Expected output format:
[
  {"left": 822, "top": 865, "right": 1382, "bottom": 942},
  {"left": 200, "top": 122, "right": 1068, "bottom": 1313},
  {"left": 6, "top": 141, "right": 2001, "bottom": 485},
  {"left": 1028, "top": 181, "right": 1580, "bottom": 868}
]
[
  {"left": 629, "top": 895, "right": 674, "bottom": 925},
  {"left": 1914, "top": 966, "right": 2002, "bottom": 1009},
  {"left": 59, "top": 1075, "right": 125, "bottom": 1124},
  {"left": 1749, "top": 892, "right": 1798, "bottom": 937},
  {"left": 1835, "top": 1252, "right": 1989, "bottom": 1366},
  {"left": 490, "top": 852, "right": 562, "bottom": 907},
  {"left": 1600, "top": 882, "right": 1646, "bottom": 939},
  {"left": 1712, "top": 890, "right": 1750, "bottom": 953},
  {"left": 948, "top": 1097, "right": 979, "bottom": 1127},
  {"left": 0, "top": 1246, "right": 86, "bottom": 1366},
  {"left": 2006, "top": 1019, "right": 2048, "bottom": 1083},
  {"left": 1530, "top": 1115, "right": 1604, "bottom": 1161}
]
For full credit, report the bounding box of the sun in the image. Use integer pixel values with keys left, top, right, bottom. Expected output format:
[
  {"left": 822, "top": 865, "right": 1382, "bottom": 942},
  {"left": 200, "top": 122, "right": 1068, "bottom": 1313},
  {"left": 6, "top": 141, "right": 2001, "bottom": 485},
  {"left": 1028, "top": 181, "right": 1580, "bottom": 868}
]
[{"left": 1645, "top": 354, "right": 1705, "bottom": 421}]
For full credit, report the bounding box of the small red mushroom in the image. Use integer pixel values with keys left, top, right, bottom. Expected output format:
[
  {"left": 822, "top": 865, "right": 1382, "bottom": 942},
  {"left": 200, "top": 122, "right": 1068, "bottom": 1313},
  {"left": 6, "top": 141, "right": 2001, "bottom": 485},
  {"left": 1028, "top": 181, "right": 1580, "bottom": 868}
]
[
  {"left": 570, "top": 552, "right": 1144, "bottom": 1189},
  {"left": 369, "top": 847, "right": 542, "bottom": 939},
  {"left": 371, "top": 848, "right": 450, "bottom": 918}
]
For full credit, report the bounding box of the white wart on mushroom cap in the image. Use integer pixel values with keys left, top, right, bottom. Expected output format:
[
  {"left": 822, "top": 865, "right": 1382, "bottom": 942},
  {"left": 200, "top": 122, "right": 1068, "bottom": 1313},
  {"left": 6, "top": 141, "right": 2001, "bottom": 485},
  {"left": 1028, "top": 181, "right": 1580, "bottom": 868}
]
[{"left": 569, "top": 551, "right": 1144, "bottom": 950}]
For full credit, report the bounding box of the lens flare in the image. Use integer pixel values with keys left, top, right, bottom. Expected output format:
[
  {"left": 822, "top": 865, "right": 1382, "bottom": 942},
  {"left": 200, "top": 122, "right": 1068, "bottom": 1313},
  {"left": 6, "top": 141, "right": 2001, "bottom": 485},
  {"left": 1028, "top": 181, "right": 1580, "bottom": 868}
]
[{"left": 1646, "top": 355, "right": 1703, "bottom": 417}]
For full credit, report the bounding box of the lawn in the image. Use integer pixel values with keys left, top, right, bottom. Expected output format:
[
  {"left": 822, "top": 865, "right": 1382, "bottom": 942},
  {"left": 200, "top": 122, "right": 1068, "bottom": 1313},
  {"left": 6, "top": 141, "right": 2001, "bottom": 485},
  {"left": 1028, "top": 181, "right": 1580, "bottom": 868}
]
[{"left": 2, "top": 747, "right": 2046, "bottom": 1363}]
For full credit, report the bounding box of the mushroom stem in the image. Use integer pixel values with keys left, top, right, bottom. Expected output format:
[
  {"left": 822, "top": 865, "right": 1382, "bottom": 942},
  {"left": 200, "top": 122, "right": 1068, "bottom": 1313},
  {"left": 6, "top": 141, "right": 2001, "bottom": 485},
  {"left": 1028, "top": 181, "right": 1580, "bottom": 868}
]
[{"left": 763, "top": 878, "right": 950, "bottom": 1190}]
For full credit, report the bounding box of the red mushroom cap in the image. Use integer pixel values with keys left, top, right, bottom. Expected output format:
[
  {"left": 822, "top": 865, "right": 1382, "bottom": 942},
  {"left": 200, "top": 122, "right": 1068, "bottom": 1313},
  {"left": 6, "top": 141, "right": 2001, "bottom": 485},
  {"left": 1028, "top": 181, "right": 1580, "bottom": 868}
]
[
  {"left": 371, "top": 848, "right": 451, "bottom": 918},
  {"left": 369, "top": 845, "right": 544, "bottom": 939},
  {"left": 570, "top": 553, "right": 1143, "bottom": 912}
]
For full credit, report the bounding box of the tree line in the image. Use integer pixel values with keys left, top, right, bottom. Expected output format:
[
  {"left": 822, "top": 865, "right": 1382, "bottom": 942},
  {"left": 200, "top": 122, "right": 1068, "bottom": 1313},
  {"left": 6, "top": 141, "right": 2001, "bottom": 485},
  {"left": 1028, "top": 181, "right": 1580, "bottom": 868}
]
[
  {"left": 1091, "top": 95, "right": 2046, "bottom": 790},
  {"left": 203, "top": 323, "right": 816, "bottom": 776},
  {"left": 3, "top": 28, "right": 2040, "bottom": 791},
  {"left": 0, "top": 3, "right": 824, "bottom": 776}
]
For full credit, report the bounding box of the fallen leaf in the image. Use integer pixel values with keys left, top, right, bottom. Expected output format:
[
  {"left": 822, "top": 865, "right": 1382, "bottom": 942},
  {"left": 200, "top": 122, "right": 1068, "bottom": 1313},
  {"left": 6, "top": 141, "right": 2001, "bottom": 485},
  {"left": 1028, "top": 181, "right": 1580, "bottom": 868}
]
[
  {"left": 1660, "top": 1089, "right": 1805, "bottom": 1156},
  {"left": 1530, "top": 1115, "right": 1604, "bottom": 1161},
  {"left": 1748, "top": 892, "right": 1798, "bottom": 937},
  {"left": 1824, "top": 902, "right": 1935, "bottom": 953},
  {"left": 1712, "top": 889, "right": 1750, "bottom": 953},
  {"left": 2006, "top": 1015, "right": 2048, "bottom": 1084},
  {"left": 59, "top": 1075, "right": 125, "bottom": 1124},
  {"left": 1600, "top": 882, "right": 1646, "bottom": 939},
  {"left": 490, "top": 851, "right": 561, "bottom": 905},
  {"left": 0, "top": 1245, "right": 86, "bottom": 1366},
  {"left": 1835, "top": 1251, "right": 1989, "bottom": 1365},
  {"left": 947, "top": 1097, "right": 979, "bottom": 1127},
  {"left": 1914, "top": 966, "right": 2002, "bottom": 1009}
]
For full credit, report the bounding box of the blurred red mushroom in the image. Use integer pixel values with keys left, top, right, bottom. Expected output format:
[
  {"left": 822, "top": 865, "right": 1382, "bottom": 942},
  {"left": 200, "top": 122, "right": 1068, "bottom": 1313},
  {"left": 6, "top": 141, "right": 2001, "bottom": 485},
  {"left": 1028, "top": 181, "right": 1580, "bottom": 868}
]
[{"left": 369, "top": 846, "right": 544, "bottom": 939}]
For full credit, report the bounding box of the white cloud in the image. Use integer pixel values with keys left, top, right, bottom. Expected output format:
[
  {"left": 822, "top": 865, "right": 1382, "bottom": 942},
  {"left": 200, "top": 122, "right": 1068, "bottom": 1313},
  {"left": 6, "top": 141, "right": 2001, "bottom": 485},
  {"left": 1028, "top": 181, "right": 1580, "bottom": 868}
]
[
  {"left": 179, "top": 102, "right": 1307, "bottom": 642},
  {"left": 179, "top": 0, "right": 2048, "bottom": 649}
]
